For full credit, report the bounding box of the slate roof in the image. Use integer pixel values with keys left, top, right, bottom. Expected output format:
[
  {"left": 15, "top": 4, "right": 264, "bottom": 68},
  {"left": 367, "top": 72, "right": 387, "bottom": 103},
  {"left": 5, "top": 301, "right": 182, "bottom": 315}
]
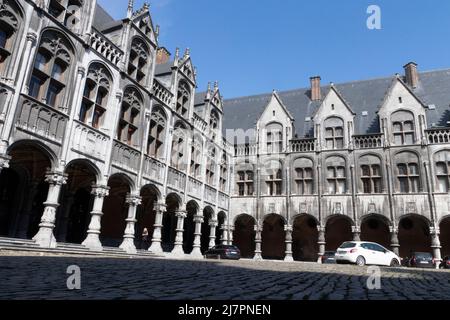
[
  {"left": 223, "top": 69, "right": 450, "bottom": 140},
  {"left": 93, "top": 4, "right": 117, "bottom": 30}
]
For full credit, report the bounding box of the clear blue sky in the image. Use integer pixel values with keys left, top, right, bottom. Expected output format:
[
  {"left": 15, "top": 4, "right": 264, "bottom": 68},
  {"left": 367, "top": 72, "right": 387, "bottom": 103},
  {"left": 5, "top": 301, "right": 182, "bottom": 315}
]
[{"left": 98, "top": 0, "right": 450, "bottom": 98}]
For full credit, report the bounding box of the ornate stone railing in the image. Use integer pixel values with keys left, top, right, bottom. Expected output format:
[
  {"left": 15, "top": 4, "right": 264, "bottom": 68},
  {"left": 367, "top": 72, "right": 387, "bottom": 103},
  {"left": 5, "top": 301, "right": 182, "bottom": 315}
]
[
  {"left": 143, "top": 156, "right": 166, "bottom": 182},
  {"left": 353, "top": 133, "right": 384, "bottom": 149},
  {"left": 204, "top": 185, "right": 217, "bottom": 204},
  {"left": 192, "top": 113, "right": 207, "bottom": 133},
  {"left": 188, "top": 176, "right": 202, "bottom": 196},
  {"left": 90, "top": 28, "right": 124, "bottom": 67},
  {"left": 426, "top": 128, "right": 450, "bottom": 144},
  {"left": 152, "top": 79, "right": 173, "bottom": 106},
  {"left": 72, "top": 120, "right": 109, "bottom": 160},
  {"left": 168, "top": 166, "right": 186, "bottom": 191},
  {"left": 112, "top": 140, "right": 141, "bottom": 173},
  {"left": 234, "top": 143, "right": 257, "bottom": 156},
  {"left": 290, "top": 138, "right": 316, "bottom": 152},
  {"left": 16, "top": 95, "right": 68, "bottom": 144}
]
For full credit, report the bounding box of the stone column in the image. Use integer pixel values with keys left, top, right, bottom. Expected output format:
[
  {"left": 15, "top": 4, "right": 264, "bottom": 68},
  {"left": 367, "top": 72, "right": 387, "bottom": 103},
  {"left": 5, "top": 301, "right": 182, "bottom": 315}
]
[
  {"left": 221, "top": 224, "right": 229, "bottom": 245},
  {"left": 208, "top": 219, "right": 218, "bottom": 249},
  {"left": 228, "top": 225, "right": 234, "bottom": 245},
  {"left": 284, "top": 225, "right": 294, "bottom": 262},
  {"left": 0, "top": 154, "right": 10, "bottom": 174},
  {"left": 253, "top": 222, "right": 263, "bottom": 260},
  {"left": 389, "top": 226, "right": 400, "bottom": 256},
  {"left": 431, "top": 227, "right": 442, "bottom": 269},
  {"left": 119, "top": 194, "right": 142, "bottom": 254},
  {"left": 149, "top": 203, "right": 166, "bottom": 253},
  {"left": 171, "top": 209, "right": 187, "bottom": 256},
  {"left": 352, "top": 226, "right": 361, "bottom": 242},
  {"left": 33, "top": 170, "right": 67, "bottom": 248},
  {"left": 190, "top": 215, "right": 204, "bottom": 258},
  {"left": 317, "top": 226, "right": 326, "bottom": 263},
  {"left": 81, "top": 185, "right": 109, "bottom": 251}
]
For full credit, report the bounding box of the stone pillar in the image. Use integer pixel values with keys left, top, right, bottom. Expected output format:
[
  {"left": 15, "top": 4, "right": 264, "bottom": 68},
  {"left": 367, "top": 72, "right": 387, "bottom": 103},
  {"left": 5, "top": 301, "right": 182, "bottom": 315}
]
[
  {"left": 0, "top": 154, "right": 10, "bottom": 174},
  {"left": 208, "top": 219, "right": 218, "bottom": 249},
  {"left": 33, "top": 170, "right": 67, "bottom": 248},
  {"left": 190, "top": 215, "right": 204, "bottom": 258},
  {"left": 389, "top": 226, "right": 400, "bottom": 256},
  {"left": 228, "top": 225, "right": 234, "bottom": 245},
  {"left": 81, "top": 185, "right": 110, "bottom": 251},
  {"left": 284, "top": 225, "right": 294, "bottom": 262},
  {"left": 352, "top": 226, "right": 361, "bottom": 242},
  {"left": 431, "top": 227, "right": 442, "bottom": 269},
  {"left": 221, "top": 224, "right": 229, "bottom": 245},
  {"left": 149, "top": 203, "right": 166, "bottom": 253},
  {"left": 253, "top": 222, "right": 263, "bottom": 260},
  {"left": 119, "top": 194, "right": 142, "bottom": 254},
  {"left": 171, "top": 209, "right": 187, "bottom": 256},
  {"left": 317, "top": 226, "right": 326, "bottom": 263}
]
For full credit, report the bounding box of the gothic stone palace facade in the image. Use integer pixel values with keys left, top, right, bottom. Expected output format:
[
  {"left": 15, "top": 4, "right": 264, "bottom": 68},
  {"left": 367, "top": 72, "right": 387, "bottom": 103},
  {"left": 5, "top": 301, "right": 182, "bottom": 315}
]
[{"left": 0, "top": 0, "right": 450, "bottom": 264}]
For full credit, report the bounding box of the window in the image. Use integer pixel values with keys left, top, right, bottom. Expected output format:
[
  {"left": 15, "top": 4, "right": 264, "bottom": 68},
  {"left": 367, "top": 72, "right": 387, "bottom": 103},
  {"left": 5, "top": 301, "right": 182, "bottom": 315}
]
[
  {"left": 294, "top": 168, "right": 313, "bottom": 195},
  {"left": 190, "top": 138, "right": 202, "bottom": 178},
  {"left": 266, "top": 169, "right": 282, "bottom": 196},
  {"left": 327, "top": 166, "right": 346, "bottom": 194},
  {"left": 397, "top": 162, "right": 420, "bottom": 193},
  {"left": 236, "top": 170, "right": 254, "bottom": 196},
  {"left": 391, "top": 111, "right": 415, "bottom": 145},
  {"left": 128, "top": 38, "right": 149, "bottom": 84},
  {"left": 79, "top": 64, "right": 111, "bottom": 129},
  {"left": 147, "top": 107, "right": 166, "bottom": 158},
  {"left": 118, "top": 88, "right": 142, "bottom": 146},
  {"left": 436, "top": 161, "right": 450, "bottom": 193},
  {"left": 176, "top": 81, "right": 190, "bottom": 117},
  {"left": 28, "top": 32, "right": 72, "bottom": 109},
  {"left": 324, "top": 117, "right": 344, "bottom": 149},
  {"left": 266, "top": 123, "right": 283, "bottom": 153},
  {"left": 48, "top": 0, "right": 82, "bottom": 31},
  {"left": 219, "top": 153, "right": 228, "bottom": 192},
  {"left": 361, "top": 164, "right": 382, "bottom": 193},
  {"left": 171, "top": 123, "right": 187, "bottom": 170},
  {"left": 206, "top": 148, "right": 216, "bottom": 186},
  {"left": 0, "top": 2, "right": 20, "bottom": 68}
]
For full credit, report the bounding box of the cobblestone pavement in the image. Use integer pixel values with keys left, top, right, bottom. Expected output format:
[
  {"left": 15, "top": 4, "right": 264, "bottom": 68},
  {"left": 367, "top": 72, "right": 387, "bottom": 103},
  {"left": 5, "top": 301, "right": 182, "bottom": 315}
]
[{"left": 1, "top": 253, "right": 449, "bottom": 300}]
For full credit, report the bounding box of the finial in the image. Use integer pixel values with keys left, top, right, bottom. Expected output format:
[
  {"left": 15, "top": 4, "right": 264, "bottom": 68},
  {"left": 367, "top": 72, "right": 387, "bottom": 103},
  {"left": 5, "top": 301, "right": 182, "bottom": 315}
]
[
  {"left": 184, "top": 48, "right": 190, "bottom": 58},
  {"left": 175, "top": 47, "right": 180, "bottom": 59},
  {"left": 207, "top": 82, "right": 211, "bottom": 92},
  {"left": 214, "top": 81, "right": 219, "bottom": 90},
  {"left": 127, "top": 0, "right": 134, "bottom": 18},
  {"left": 155, "top": 25, "right": 160, "bottom": 38},
  {"left": 143, "top": 2, "right": 149, "bottom": 10}
]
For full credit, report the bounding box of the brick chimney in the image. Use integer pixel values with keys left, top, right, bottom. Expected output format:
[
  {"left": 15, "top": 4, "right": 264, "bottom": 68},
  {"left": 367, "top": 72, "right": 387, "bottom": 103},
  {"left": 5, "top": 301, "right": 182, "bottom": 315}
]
[
  {"left": 403, "top": 62, "right": 419, "bottom": 88},
  {"left": 310, "top": 76, "right": 322, "bottom": 101},
  {"left": 156, "top": 47, "right": 171, "bottom": 65}
]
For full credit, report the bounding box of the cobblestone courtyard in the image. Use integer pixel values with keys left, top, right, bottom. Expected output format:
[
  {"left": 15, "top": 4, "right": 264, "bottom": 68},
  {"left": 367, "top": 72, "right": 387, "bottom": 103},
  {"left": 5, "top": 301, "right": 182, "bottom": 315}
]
[{"left": 1, "top": 253, "right": 450, "bottom": 300}]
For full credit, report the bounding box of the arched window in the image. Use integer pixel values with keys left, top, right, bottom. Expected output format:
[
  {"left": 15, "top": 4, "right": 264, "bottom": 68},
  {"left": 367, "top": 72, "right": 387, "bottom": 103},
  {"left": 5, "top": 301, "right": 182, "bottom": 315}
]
[
  {"left": 190, "top": 136, "right": 202, "bottom": 178},
  {"left": 128, "top": 38, "right": 149, "bottom": 84},
  {"left": 147, "top": 106, "right": 166, "bottom": 158},
  {"left": 171, "top": 123, "right": 187, "bottom": 170},
  {"left": 326, "top": 156, "right": 346, "bottom": 194},
  {"left": 391, "top": 110, "right": 415, "bottom": 145},
  {"left": 265, "top": 160, "right": 282, "bottom": 195},
  {"left": 266, "top": 122, "right": 283, "bottom": 153},
  {"left": 395, "top": 152, "right": 420, "bottom": 193},
  {"left": 176, "top": 81, "right": 190, "bottom": 117},
  {"left": 79, "top": 63, "right": 111, "bottom": 129},
  {"left": 0, "top": 0, "right": 20, "bottom": 70},
  {"left": 29, "top": 31, "right": 73, "bottom": 110},
  {"left": 236, "top": 166, "right": 254, "bottom": 196},
  {"left": 210, "top": 109, "right": 219, "bottom": 140},
  {"left": 219, "top": 153, "right": 228, "bottom": 192},
  {"left": 324, "top": 117, "right": 344, "bottom": 149},
  {"left": 118, "top": 88, "right": 142, "bottom": 146},
  {"left": 206, "top": 147, "right": 216, "bottom": 186},
  {"left": 48, "top": 0, "right": 82, "bottom": 31},
  {"left": 359, "top": 155, "right": 382, "bottom": 194},
  {"left": 434, "top": 151, "right": 450, "bottom": 193},
  {"left": 293, "top": 158, "right": 313, "bottom": 195}
]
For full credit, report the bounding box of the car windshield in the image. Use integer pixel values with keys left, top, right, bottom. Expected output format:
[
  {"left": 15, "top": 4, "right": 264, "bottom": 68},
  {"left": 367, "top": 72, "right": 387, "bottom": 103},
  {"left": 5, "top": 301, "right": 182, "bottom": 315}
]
[
  {"left": 415, "top": 252, "right": 432, "bottom": 259},
  {"left": 339, "top": 242, "right": 356, "bottom": 249}
]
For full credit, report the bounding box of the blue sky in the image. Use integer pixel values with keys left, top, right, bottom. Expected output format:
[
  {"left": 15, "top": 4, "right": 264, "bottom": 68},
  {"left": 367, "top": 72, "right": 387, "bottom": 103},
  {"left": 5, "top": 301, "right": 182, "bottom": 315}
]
[{"left": 98, "top": 0, "right": 450, "bottom": 98}]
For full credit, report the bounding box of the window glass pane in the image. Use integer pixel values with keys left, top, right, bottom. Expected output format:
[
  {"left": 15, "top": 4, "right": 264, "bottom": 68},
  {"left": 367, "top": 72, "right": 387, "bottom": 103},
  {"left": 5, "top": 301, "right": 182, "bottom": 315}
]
[
  {"left": 328, "top": 180, "right": 336, "bottom": 194},
  {"left": 335, "top": 138, "right": 344, "bottom": 149},
  {"left": 238, "top": 184, "right": 244, "bottom": 196},
  {"left": 438, "top": 177, "right": 449, "bottom": 193},
  {"left": 405, "top": 133, "right": 414, "bottom": 144},
  {"left": 335, "top": 127, "right": 343, "bottom": 137},
  {"left": 394, "top": 134, "right": 403, "bottom": 145},
  {"left": 305, "top": 180, "right": 313, "bottom": 194},
  {"left": 34, "top": 52, "right": 49, "bottom": 72},
  {"left": 51, "top": 62, "right": 65, "bottom": 82},
  {"left": 337, "top": 180, "right": 346, "bottom": 194},
  {"left": 304, "top": 168, "right": 313, "bottom": 178},
  {"left": 393, "top": 122, "right": 402, "bottom": 132},
  {"left": 276, "top": 182, "right": 282, "bottom": 195},
  {"left": 436, "top": 162, "right": 448, "bottom": 175},
  {"left": 410, "top": 177, "right": 419, "bottom": 193},
  {"left": 96, "top": 88, "right": 107, "bottom": 107},
  {"left": 397, "top": 164, "right": 407, "bottom": 175},
  {"left": 336, "top": 167, "right": 345, "bottom": 178},
  {"left": 296, "top": 168, "right": 303, "bottom": 178},
  {"left": 247, "top": 183, "right": 254, "bottom": 195},
  {"left": 404, "top": 121, "right": 414, "bottom": 131},
  {"left": 372, "top": 165, "right": 381, "bottom": 177},
  {"left": 409, "top": 164, "right": 419, "bottom": 175},
  {"left": 46, "top": 83, "right": 62, "bottom": 107},
  {"left": 361, "top": 165, "right": 370, "bottom": 177},
  {"left": 0, "top": 30, "right": 8, "bottom": 48},
  {"left": 373, "top": 178, "right": 382, "bottom": 193},
  {"left": 276, "top": 170, "right": 282, "bottom": 180},
  {"left": 399, "top": 177, "right": 409, "bottom": 193},
  {"left": 296, "top": 181, "right": 303, "bottom": 195},
  {"left": 247, "top": 171, "right": 254, "bottom": 181},
  {"left": 29, "top": 75, "right": 44, "bottom": 98},
  {"left": 362, "top": 178, "right": 371, "bottom": 193},
  {"left": 327, "top": 167, "right": 335, "bottom": 178},
  {"left": 238, "top": 172, "right": 245, "bottom": 181},
  {"left": 79, "top": 102, "right": 89, "bottom": 122},
  {"left": 326, "top": 139, "right": 334, "bottom": 149},
  {"left": 325, "top": 128, "right": 333, "bottom": 138}
]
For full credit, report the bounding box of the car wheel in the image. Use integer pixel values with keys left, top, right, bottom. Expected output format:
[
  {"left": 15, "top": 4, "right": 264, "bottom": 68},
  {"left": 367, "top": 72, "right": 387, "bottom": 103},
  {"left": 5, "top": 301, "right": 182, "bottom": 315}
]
[
  {"left": 390, "top": 259, "right": 400, "bottom": 267},
  {"left": 356, "top": 256, "right": 366, "bottom": 266}
]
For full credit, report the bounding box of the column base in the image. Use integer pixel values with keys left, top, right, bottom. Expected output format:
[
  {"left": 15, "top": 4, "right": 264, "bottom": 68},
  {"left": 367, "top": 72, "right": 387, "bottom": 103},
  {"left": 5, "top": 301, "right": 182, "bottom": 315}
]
[
  {"left": 253, "top": 252, "right": 263, "bottom": 261},
  {"left": 119, "top": 237, "right": 137, "bottom": 254},
  {"left": 33, "top": 227, "right": 57, "bottom": 249},
  {"left": 284, "top": 255, "right": 294, "bottom": 262},
  {"left": 148, "top": 240, "right": 163, "bottom": 253},
  {"left": 82, "top": 233, "right": 103, "bottom": 251},
  {"left": 171, "top": 244, "right": 185, "bottom": 257},
  {"left": 190, "top": 247, "right": 203, "bottom": 259}
]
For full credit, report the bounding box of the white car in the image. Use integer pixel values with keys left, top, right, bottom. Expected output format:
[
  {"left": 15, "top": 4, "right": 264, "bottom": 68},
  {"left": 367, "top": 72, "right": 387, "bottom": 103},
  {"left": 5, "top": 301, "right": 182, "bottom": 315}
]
[{"left": 335, "top": 241, "right": 401, "bottom": 267}]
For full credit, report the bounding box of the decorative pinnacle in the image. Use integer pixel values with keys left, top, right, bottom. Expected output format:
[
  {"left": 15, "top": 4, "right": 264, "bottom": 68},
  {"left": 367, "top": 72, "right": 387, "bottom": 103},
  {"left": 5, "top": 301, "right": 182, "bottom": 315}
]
[
  {"left": 175, "top": 47, "right": 180, "bottom": 59},
  {"left": 143, "top": 2, "right": 149, "bottom": 10},
  {"left": 214, "top": 81, "right": 219, "bottom": 90},
  {"left": 207, "top": 82, "right": 211, "bottom": 92},
  {"left": 184, "top": 48, "right": 190, "bottom": 58},
  {"left": 127, "top": 0, "right": 134, "bottom": 15},
  {"left": 155, "top": 25, "right": 160, "bottom": 38}
]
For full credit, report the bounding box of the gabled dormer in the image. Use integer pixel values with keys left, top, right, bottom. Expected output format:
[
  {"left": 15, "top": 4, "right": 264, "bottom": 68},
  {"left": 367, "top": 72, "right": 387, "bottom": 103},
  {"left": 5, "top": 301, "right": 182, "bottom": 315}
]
[
  {"left": 312, "top": 83, "right": 355, "bottom": 150},
  {"left": 178, "top": 50, "right": 196, "bottom": 85},
  {"left": 257, "top": 91, "right": 294, "bottom": 154},
  {"left": 48, "top": 0, "right": 98, "bottom": 36},
  {"left": 128, "top": 2, "right": 158, "bottom": 47},
  {"left": 377, "top": 72, "right": 428, "bottom": 147}
]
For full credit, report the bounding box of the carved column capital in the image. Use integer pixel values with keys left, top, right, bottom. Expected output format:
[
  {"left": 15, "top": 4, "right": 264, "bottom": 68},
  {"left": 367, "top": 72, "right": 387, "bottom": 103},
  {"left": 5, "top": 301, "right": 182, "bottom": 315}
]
[
  {"left": 77, "top": 66, "right": 86, "bottom": 77},
  {"left": 26, "top": 32, "right": 38, "bottom": 45},
  {"left": 91, "top": 185, "right": 110, "bottom": 198},
  {"left": 209, "top": 219, "right": 218, "bottom": 227},
  {"left": 126, "top": 194, "right": 142, "bottom": 207},
  {"left": 0, "top": 154, "right": 11, "bottom": 170},
  {"left": 284, "top": 225, "right": 293, "bottom": 233},
  {"left": 45, "top": 170, "right": 68, "bottom": 186},
  {"left": 175, "top": 210, "right": 187, "bottom": 219},
  {"left": 155, "top": 202, "right": 167, "bottom": 213}
]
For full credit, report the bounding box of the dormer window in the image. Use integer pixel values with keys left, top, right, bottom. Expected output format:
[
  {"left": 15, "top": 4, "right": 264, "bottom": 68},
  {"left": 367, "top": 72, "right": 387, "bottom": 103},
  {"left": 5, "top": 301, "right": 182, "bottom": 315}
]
[
  {"left": 266, "top": 122, "right": 283, "bottom": 153},
  {"left": 128, "top": 38, "right": 150, "bottom": 84},
  {"left": 176, "top": 81, "right": 190, "bottom": 117},
  {"left": 391, "top": 110, "right": 415, "bottom": 145},
  {"left": 48, "top": 0, "right": 82, "bottom": 31}
]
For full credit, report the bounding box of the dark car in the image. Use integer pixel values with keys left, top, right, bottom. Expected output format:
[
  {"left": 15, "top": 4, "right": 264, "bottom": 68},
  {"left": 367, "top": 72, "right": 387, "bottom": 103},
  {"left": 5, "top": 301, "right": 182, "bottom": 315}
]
[
  {"left": 405, "top": 252, "right": 435, "bottom": 268},
  {"left": 440, "top": 256, "right": 450, "bottom": 269},
  {"left": 321, "top": 251, "right": 336, "bottom": 264},
  {"left": 205, "top": 245, "right": 241, "bottom": 260}
]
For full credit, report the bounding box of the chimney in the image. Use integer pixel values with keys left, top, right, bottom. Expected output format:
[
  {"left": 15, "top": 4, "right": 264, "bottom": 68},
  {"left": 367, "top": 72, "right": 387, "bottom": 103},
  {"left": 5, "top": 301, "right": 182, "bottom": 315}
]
[
  {"left": 403, "top": 62, "right": 419, "bottom": 88},
  {"left": 310, "top": 76, "right": 322, "bottom": 101},
  {"left": 156, "top": 47, "right": 171, "bottom": 65}
]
